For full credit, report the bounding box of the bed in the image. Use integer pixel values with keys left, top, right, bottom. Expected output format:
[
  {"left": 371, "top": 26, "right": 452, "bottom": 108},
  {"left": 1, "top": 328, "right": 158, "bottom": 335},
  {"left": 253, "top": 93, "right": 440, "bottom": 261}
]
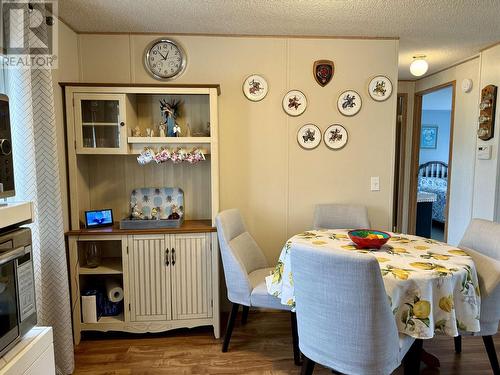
[{"left": 417, "top": 161, "right": 448, "bottom": 223}]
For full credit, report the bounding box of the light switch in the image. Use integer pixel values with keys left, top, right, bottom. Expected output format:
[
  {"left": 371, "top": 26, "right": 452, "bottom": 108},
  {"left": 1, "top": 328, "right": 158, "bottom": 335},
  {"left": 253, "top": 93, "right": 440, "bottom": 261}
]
[
  {"left": 371, "top": 176, "right": 380, "bottom": 191},
  {"left": 478, "top": 145, "right": 492, "bottom": 160}
]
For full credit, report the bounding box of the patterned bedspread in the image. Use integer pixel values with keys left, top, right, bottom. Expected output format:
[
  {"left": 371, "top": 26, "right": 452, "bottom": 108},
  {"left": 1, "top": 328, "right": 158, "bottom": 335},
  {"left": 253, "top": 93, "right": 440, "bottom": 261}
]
[{"left": 418, "top": 177, "right": 447, "bottom": 223}]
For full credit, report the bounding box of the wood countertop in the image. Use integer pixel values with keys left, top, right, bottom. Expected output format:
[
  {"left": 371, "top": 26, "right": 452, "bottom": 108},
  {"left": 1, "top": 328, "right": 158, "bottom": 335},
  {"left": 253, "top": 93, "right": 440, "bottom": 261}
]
[{"left": 66, "top": 220, "right": 216, "bottom": 236}]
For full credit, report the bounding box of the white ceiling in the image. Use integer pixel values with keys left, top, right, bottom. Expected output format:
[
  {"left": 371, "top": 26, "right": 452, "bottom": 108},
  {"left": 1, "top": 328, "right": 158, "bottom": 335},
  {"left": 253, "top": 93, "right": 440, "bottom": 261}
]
[{"left": 57, "top": 0, "right": 500, "bottom": 80}]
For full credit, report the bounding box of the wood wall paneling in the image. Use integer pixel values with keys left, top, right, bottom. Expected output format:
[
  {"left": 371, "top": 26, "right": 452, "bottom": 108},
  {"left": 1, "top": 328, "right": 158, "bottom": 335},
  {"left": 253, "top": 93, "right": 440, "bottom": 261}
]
[
  {"left": 77, "top": 33, "right": 398, "bottom": 265},
  {"left": 82, "top": 155, "right": 211, "bottom": 222}
]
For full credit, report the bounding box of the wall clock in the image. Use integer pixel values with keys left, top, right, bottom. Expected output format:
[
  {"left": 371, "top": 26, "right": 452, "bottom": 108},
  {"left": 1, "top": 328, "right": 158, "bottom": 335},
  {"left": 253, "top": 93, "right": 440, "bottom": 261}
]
[{"left": 144, "top": 38, "right": 187, "bottom": 80}]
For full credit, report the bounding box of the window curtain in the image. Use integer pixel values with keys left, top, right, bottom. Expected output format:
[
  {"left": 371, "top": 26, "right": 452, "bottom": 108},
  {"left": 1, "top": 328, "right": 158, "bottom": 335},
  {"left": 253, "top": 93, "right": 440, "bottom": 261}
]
[{"left": 2, "top": 3, "right": 74, "bottom": 374}]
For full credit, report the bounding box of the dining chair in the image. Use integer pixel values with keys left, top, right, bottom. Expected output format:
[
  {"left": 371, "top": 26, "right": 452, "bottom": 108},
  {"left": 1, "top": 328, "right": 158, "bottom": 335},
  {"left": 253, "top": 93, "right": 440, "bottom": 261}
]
[
  {"left": 454, "top": 218, "right": 500, "bottom": 375},
  {"left": 312, "top": 203, "right": 370, "bottom": 230},
  {"left": 215, "top": 208, "right": 301, "bottom": 365},
  {"left": 291, "top": 244, "right": 421, "bottom": 375}
]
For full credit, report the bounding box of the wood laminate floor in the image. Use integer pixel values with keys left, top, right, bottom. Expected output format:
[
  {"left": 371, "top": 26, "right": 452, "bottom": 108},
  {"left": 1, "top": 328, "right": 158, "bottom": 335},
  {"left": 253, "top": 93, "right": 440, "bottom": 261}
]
[{"left": 74, "top": 311, "right": 499, "bottom": 374}]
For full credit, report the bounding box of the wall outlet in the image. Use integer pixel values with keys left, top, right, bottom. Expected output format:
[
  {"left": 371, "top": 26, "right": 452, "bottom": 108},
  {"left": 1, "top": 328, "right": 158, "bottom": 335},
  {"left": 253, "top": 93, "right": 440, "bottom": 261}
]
[{"left": 370, "top": 176, "right": 380, "bottom": 191}]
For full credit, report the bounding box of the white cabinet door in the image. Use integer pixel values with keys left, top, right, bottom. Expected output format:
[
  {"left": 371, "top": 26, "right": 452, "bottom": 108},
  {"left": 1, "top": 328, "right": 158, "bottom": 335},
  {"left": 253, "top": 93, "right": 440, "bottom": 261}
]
[
  {"left": 73, "top": 93, "right": 128, "bottom": 154},
  {"left": 170, "top": 233, "right": 212, "bottom": 320},
  {"left": 128, "top": 235, "right": 171, "bottom": 322}
]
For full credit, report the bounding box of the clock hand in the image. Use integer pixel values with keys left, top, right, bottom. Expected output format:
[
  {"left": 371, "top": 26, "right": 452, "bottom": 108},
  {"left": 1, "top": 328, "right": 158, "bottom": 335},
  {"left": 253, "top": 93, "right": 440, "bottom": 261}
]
[
  {"left": 164, "top": 51, "right": 170, "bottom": 61},
  {"left": 158, "top": 51, "right": 167, "bottom": 60}
]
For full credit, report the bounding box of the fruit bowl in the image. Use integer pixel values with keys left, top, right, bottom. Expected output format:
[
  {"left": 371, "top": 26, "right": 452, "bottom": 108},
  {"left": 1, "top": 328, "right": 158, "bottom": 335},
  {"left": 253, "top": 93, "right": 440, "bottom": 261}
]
[{"left": 348, "top": 229, "right": 391, "bottom": 249}]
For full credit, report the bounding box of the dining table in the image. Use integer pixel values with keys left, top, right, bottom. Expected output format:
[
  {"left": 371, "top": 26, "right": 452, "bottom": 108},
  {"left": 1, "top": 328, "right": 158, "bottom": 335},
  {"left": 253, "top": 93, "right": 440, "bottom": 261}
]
[{"left": 266, "top": 228, "right": 482, "bottom": 367}]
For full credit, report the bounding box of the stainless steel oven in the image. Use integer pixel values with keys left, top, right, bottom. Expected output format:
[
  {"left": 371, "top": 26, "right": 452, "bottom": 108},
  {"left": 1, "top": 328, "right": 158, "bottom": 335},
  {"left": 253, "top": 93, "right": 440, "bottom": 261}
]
[{"left": 0, "top": 228, "right": 36, "bottom": 357}]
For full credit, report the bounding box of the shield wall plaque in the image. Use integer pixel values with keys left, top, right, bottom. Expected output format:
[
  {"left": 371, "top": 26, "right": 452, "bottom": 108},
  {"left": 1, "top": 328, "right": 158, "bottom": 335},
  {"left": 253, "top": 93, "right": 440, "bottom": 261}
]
[{"left": 313, "top": 60, "right": 334, "bottom": 87}]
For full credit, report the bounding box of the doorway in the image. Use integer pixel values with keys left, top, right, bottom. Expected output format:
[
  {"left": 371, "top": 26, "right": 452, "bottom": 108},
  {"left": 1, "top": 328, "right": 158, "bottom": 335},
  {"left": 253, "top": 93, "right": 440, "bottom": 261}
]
[
  {"left": 392, "top": 94, "right": 407, "bottom": 233},
  {"left": 409, "top": 82, "right": 455, "bottom": 241}
]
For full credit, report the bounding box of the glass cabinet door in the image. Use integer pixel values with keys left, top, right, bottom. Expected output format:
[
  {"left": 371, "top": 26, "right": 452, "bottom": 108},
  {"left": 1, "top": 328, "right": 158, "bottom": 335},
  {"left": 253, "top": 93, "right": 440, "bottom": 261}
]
[{"left": 74, "top": 94, "right": 127, "bottom": 154}]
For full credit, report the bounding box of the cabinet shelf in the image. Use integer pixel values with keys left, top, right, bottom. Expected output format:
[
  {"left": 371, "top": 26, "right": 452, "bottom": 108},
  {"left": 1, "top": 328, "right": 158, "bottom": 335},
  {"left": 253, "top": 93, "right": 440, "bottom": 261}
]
[
  {"left": 98, "top": 313, "right": 124, "bottom": 323},
  {"left": 79, "top": 257, "right": 123, "bottom": 275},
  {"left": 128, "top": 137, "right": 211, "bottom": 144},
  {"left": 82, "top": 122, "right": 118, "bottom": 127},
  {"left": 81, "top": 313, "right": 124, "bottom": 330}
]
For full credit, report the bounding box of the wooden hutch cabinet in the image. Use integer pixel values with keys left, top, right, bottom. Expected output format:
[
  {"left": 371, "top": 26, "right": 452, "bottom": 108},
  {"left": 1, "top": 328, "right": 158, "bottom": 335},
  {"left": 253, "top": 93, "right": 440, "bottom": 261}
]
[{"left": 62, "top": 83, "right": 220, "bottom": 344}]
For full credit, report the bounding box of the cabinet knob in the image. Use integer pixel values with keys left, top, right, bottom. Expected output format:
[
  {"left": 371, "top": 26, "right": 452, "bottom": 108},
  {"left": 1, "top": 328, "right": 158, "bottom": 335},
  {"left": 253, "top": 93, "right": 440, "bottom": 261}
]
[
  {"left": 165, "top": 248, "right": 169, "bottom": 266},
  {"left": 120, "top": 121, "right": 125, "bottom": 127}
]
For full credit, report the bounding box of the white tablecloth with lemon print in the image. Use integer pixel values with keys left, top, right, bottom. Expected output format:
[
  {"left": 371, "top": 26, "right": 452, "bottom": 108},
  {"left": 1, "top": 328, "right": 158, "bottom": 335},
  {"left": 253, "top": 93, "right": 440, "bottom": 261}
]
[{"left": 266, "top": 229, "right": 481, "bottom": 339}]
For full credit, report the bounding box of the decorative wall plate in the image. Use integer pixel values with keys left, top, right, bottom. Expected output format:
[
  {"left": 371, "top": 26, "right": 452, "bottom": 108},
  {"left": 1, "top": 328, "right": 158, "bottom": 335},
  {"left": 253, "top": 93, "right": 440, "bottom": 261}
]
[
  {"left": 297, "top": 124, "right": 321, "bottom": 150},
  {"left": 313, "top": 60, "right": 334, "bottom": 87},
  {"left": 243, "top": 74, "right": 269, "bottom": 101},
  {"left": 368, "top": 75, "right": 393, "bottom": 101},
  {"left": 337, "top": 90, "right": 362, "bottom": 116},
  {"left": 283, "top": 90, "right": 307, "bottom": 116},
  {"left": 324, "top": 124, "right": 348, "bottom": 150}
]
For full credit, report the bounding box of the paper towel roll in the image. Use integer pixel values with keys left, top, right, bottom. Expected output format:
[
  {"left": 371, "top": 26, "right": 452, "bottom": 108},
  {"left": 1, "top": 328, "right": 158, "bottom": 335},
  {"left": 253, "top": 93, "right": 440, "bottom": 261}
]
[{"left": 105, "top": 279, "right": 124, "bottom": 303}]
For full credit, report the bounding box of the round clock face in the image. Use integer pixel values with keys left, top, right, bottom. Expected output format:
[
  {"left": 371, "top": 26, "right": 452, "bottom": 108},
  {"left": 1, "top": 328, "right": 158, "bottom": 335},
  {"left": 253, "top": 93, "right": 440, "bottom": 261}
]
[{"left": 145, "top": 39, "right": 186, "bottom": 80}]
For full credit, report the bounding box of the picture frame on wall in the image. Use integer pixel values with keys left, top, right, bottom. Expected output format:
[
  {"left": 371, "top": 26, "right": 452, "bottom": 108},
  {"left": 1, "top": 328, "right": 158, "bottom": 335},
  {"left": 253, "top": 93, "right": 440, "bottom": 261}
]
[
  {"left": 242, "top": 74, "right": 269, "bottom": 101},
  {"left": 368, "top": 75, "right": 393, "bottom": 101},
  {"left": 337, "top": 90, "right": 362, "bottom": 116},
  {"left": 420, "top": 125, "right": 438, "bottom": 149},
  {"left": 283, "top": 90, "right": 307, "bottom": 116},
  {"left": 324, "top": 124, "right": 348, "bottom": 150},
  {"left": 297, "top": 123, "right": 321, "bottom": 150}
]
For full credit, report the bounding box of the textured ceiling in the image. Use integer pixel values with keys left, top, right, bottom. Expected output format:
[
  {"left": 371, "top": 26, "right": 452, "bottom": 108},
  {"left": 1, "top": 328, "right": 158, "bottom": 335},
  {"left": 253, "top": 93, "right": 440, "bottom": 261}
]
[{"left": 57, "top": 0, "right": 500, "bottom": 80}]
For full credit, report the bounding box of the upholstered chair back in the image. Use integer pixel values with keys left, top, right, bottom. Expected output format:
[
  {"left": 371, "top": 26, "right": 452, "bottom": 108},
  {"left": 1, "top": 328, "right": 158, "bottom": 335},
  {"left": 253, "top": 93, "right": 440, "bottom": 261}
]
[
  {"left": 291, "top": 244, "right": 402, "bottom": 375},
  {"left": 216, "top": 209, "right": 269, "bottom": 306},
  {"left": 459, "top": 218, "right": 500, "bottom": 336},
  {"left": 313, "top": 203, "right": 370, "bottom": 230}
]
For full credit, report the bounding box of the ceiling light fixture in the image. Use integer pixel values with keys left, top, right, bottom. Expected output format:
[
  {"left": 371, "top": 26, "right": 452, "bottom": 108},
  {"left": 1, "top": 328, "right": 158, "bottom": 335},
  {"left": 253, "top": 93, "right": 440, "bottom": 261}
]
[{"left": 410, "top": 55, "right": 429, "bottom": 77}]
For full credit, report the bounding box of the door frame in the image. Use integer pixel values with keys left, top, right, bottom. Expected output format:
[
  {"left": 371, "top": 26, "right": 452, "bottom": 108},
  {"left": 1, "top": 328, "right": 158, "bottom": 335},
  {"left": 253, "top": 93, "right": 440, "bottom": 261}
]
[
  {"left": 393, "top": 93, "right": 408, "bottom": 232},
  {"left": 408, "top": 81, "right": 456, "bottom": 240}
]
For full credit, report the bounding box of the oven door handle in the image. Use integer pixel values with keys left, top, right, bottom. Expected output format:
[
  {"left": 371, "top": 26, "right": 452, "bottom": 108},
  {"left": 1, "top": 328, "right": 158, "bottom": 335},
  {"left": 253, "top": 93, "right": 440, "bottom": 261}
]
[{"left": 0, "top": 247, "right": 27, "bottom": 266}]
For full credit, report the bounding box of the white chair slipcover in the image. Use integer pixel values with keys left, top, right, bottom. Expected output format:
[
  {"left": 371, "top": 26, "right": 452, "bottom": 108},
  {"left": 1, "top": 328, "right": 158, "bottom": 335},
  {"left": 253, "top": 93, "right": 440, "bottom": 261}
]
[
  {"left": 459, "top": 219, "right": 500, "bottom": 336},
  {"left": 291, "top": 243, "right": 418, "bottom": 375},
  {"left": 215, "top": 209, "right": 299, "bottom": 364},
  {"left": 312, "top": 203, "right": 370, "bottom": 230},
  {"left": 216, "top": 209, "right": 287, "bottom": 309},
  {"left": 456, "top": 218, "right": 500, "bottom": 374}
]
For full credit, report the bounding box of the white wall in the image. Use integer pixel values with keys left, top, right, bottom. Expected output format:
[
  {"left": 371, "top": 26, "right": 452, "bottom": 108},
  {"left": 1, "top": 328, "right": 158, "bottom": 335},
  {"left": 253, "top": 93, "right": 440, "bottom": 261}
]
[
  {"left": 52, "top": 19, "right": 79, "bottom": 231},
  {"left": 397, "top": 80, "right": 415, "bottom": 233},
  {"left": 472, "top": 44, "right": 500, "bottom": 222},
  {"left": 415, "top": 57, "right": 479, "bottom": 245},
  {"left": 419, "top": 110, "right": 451, "bottom": 164},
  {"left": 73, "top": 34, "right": 398, "bottom": 262}
]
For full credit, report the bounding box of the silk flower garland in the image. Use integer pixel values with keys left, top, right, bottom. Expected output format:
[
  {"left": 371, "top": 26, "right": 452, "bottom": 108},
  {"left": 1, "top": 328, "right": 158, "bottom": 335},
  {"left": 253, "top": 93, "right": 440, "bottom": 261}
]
[{"left": 137, "top": 147, "right": 206, "bottom": 165}]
